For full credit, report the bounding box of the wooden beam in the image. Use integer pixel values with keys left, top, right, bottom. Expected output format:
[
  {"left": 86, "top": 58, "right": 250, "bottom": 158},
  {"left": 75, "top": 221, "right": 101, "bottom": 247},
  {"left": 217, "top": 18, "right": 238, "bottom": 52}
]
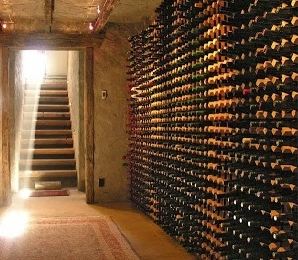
[
  {"left": 93, "top": 0, "right": 117, "bottom": 33},
  {"left": 84, "top": 47, "right": 94, "bottom": 204},
  {"left": 1, "top": 47, "right": 11, "bottom": 206},
  {"left": 0, "top": 33, "right": 105, "bottom": 48},
  {"left": 44, "top": 0, "right": 54, "bottom": 33}
]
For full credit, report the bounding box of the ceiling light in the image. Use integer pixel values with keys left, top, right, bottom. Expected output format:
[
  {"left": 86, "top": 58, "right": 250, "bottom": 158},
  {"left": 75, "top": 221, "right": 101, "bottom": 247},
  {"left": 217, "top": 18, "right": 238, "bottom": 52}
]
[
  {"left": 97, "top": 5, "right": 100, "bottom": 14},
  {"left": 2, "top": 22, "right": 7, "bottom": 29},
  {"left": 88, "top": 22, "right": 94, "bottom": 31}
]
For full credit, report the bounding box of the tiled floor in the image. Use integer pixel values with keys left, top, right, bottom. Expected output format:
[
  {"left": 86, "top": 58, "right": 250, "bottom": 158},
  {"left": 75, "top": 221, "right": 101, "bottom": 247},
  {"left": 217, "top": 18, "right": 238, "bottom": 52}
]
[{"left": 0, "top": 188, "right": 196, "bottom": 260}]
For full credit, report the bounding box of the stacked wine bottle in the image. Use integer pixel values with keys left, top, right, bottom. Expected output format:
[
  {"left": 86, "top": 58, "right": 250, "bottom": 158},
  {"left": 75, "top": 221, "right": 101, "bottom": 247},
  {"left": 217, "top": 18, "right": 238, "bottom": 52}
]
[{"left": 126, "top": 0, "right": 298, "bottom": 259}]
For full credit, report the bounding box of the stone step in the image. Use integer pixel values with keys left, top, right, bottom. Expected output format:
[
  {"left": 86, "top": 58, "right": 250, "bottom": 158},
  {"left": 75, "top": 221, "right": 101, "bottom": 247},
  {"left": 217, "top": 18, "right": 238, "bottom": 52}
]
[
  {"left": 23, "top": 104, "right": 70, "bottom": 112},
  {"left": 19, "top": 170, "right": 77, "bottom": 178},
  {"left": 25, "top": 90, "right": 68, "bottom": 97},
  {"left": 23, "top": 112, "right": 70, "bottom": 120},
  {"left": 22, "top": 120, "right": 71, "bottom": 129},
  {"left": 20, "top": 148, "right": 74, "bottom": 156},
  {"left": 21, "top": 130, "right": 72, "bottom": 139},
  {"left": 24, "top": 96, "right": 69, "bottom": 104},
  {"left": 25, "top": 83, "right": 67, "bottom": 90},
  {"left": 19, "top": 158, "right": 76, "bottom": 166}
]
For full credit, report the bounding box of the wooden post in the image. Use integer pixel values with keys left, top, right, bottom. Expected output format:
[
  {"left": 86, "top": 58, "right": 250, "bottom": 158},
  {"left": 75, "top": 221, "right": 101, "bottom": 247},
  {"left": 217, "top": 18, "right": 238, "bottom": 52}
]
[
  {"left": 1, "top": 47, "right": 11, "bottom": 206},
  {"left": 84, "top": 47, "right": 94, "bottom": 204}
]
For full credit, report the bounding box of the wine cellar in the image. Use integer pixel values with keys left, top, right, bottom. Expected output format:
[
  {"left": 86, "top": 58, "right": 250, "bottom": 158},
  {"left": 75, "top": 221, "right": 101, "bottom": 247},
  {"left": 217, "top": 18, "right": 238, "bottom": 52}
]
[{"left": 126, "top": 0, "right": 298, "bottom": 259}]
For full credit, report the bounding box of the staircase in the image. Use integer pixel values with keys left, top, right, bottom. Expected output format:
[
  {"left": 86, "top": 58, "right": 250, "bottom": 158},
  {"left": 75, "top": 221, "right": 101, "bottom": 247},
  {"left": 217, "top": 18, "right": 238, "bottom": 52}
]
[{"left": 19, "top": 78, "right": 77, "bottom": 188}]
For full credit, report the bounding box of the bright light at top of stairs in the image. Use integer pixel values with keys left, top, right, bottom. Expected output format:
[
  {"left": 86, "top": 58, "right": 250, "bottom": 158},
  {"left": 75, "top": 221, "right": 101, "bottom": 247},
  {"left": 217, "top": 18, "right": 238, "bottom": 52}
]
[{"left": 22, "top": 50, "right": 46, "bottom": 83}]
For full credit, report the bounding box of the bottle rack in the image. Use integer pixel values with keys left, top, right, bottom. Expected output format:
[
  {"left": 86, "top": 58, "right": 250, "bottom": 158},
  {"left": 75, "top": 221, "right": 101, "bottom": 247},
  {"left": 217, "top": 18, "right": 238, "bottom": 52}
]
[{"left": 126, "top": 0, "right": 298, "bottom": 259}]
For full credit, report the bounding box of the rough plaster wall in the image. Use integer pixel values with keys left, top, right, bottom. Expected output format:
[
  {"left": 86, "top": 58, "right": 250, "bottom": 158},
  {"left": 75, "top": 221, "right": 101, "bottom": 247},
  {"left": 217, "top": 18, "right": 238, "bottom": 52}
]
[
  {"left": 0, "top": 50, "right": 3, "bottom": 204},
  {"left": 8, "top": 52, "right": 15, "bottom": 193},
  {"left": 46, "top": 51, "right": 68, "bottom": 77},
  {"left": 67, "top": 50, "right": 85, "bottom": 191},
  {"left": 10, "top": 51, "right": 25, "bottom": 192},
  {"left": 93, "top": 23, "right": 144, "bottom": 203}
]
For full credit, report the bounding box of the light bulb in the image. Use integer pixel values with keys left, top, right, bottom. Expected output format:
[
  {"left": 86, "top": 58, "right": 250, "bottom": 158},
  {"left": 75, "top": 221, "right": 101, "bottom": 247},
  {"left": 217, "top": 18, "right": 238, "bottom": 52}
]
[
  {"left": 97, "top": 6, "right": 100, "bottom": 14},
  {"left": 2, "top": 22, "right": 7, "bottom": 29},
  {"left": 88, "top": 22, "right": 94, "bottom": 31}
]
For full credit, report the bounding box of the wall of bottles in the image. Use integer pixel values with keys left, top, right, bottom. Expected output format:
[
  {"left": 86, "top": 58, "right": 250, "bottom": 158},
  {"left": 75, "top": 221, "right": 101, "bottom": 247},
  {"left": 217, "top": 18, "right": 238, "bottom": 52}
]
[{"left": 126, "top": 0, "right": 298, "bottom": 259}]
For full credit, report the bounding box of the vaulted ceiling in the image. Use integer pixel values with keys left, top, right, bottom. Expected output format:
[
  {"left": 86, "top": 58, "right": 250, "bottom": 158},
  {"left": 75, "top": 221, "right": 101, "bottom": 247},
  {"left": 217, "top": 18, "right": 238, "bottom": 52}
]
[{"left": 0, "top": 0, "right": 162, "bottom": 34}]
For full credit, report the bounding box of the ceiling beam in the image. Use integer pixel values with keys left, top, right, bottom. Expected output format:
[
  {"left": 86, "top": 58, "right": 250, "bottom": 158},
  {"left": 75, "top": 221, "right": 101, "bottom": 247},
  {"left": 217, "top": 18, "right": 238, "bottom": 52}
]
[
  {"left": 44, "top": 0, "right": 54, "bottom": 33},
  {"left": 0, "top": 33, "right": 105, "bottom": 48},
  {"left": 93, "top": 0, "right": 117, "bottom": 33}
]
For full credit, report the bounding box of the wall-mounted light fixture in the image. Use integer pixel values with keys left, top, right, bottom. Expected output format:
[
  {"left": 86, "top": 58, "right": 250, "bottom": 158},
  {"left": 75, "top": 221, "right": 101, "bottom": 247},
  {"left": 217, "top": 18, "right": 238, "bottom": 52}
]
[
  {"left": 0, "top": 21, "right": 7, "bottom": 30},
  {"left": 0, "top": 20, "right": 14, "bottom": 31},
  {"left": 88, "top": 22, "right": 94, "bottom": 31}
]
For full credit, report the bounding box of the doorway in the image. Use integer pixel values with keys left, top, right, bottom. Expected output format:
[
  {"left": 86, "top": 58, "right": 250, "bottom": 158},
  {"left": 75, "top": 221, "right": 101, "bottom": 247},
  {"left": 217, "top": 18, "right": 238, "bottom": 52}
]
[
  {"left": 9, "top": 49, "right": 85, "bottom": 194},
  {"left": 0, "top": 47, "right": 94, "bottom": 206}
]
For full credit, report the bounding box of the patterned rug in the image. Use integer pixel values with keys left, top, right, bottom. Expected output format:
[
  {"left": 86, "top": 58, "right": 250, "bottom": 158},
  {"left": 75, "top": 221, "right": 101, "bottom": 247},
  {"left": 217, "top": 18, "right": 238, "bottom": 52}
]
[{"left": 0, "top": 215, "right": 140, "bottom": 260}]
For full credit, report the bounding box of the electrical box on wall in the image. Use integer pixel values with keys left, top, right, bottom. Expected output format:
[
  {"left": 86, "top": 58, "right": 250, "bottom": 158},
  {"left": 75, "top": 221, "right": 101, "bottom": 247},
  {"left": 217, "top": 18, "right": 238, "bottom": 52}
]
[
  {"left": 99, "top": 178, "right": 105, "bottom": 187},
  {"left": 101, "top": 90, "right": 107, "bottom": 99}
]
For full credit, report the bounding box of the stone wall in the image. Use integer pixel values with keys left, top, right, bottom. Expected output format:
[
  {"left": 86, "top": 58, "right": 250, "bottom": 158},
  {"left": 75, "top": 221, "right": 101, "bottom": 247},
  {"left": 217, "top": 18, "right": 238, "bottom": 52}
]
[
  {"left": 67, "top": 50, "right": 85, "bottom": 191},
  {"left": 0, "top": 49, "right": 3, "bottom": 205},
  {"left": 9, "top": 51, "right": 25, "bottom": 192},
  {"left": 93, "top": 23, "right": 143, "bottom": 203}
]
